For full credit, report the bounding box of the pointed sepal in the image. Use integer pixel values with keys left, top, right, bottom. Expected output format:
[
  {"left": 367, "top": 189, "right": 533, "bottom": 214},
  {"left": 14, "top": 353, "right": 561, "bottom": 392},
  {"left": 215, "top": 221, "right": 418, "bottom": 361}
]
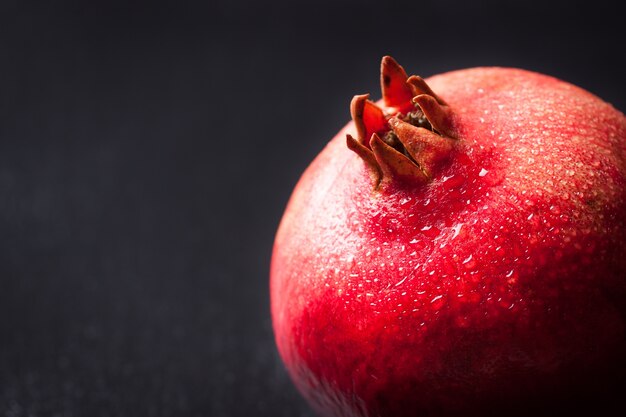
[
  {"left": 388, "top": 117, "right": 454, "bottom": 178},
  {"left": 350, "top": 94, "right": 387, "bottom": 145},
  {"left": 413, "top": 94, "right": 457, "bottom": 139},
  {"left": 370, "top": 133, "right": 428, "bottom": 187},
  {"left": 381, "top": 56, "right": 414, "bottom": 109},
  {"left": 406, "top": 75, "right": 447, "bottom": 105},
  {"left": 346, "top": 134, "right": 382, "bottom": 186}
]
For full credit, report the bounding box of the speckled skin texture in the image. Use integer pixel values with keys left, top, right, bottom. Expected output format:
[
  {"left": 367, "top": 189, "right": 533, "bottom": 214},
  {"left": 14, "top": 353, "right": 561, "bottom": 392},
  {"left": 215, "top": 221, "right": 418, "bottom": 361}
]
[{"left": 271, "top": 68, "right": 626, "bottom": 417}]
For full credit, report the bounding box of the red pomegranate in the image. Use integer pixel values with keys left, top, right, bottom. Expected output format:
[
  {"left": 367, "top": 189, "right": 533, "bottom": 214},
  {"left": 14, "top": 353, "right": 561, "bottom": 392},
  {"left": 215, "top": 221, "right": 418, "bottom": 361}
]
[{"left": 270, "top": 57, "right": 626, "bottom": 416}]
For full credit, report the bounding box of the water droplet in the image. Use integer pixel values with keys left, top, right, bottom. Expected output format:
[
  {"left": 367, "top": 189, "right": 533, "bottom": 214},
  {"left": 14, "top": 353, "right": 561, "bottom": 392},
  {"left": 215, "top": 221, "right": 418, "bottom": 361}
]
[
  {"left": 421, "top": 225, "right": 441, "bottom": 239},
  {"left": 451, "top": 223, "right": 463, "bottom": 239},
  {"left": 462, "top": 254, "right": 477, "bottom": 270},
  {"left": 431, "top": 295, "right": 445, "bottom": 310},
  {"left": 395, "top": 276, "right": 408, "bottom": 287}
]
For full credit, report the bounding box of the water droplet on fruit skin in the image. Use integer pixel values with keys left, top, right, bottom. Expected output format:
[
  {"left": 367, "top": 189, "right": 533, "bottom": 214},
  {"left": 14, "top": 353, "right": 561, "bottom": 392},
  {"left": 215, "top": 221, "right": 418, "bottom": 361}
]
[
  {"left": 430, "top": 295, "right": 445, "bottom": 310},
  {"left": 451, "top": 223, "right": 463, "bottom": 239},
  {"left": 442, "top": 174, "right": 465, "bottom": 190},
  {"left": 549, "top": 205, "right": 561, "bottom": 215},
  {"left": 421, "top": 226, "right": 441, "bottom": 239}
]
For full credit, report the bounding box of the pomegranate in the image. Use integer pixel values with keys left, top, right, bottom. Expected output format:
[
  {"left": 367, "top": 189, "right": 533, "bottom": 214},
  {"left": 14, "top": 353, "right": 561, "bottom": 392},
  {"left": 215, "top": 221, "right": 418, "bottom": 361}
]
[{"left": 270, "top": 57, "right": 626, "bottom": 416}]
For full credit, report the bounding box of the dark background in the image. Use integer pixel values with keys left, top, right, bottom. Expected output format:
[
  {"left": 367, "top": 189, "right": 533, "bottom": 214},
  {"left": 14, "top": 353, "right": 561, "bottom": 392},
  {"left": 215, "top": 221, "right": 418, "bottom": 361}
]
[{"left": 1, "top": 1, "right": 623, "bottom": 416}]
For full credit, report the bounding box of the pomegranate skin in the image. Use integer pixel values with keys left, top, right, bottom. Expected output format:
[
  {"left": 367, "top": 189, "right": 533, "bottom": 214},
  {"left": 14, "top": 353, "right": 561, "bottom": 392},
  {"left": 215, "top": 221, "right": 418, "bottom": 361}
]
[{"left": 271, "top": 66, "right": 626, "bottom": 417}]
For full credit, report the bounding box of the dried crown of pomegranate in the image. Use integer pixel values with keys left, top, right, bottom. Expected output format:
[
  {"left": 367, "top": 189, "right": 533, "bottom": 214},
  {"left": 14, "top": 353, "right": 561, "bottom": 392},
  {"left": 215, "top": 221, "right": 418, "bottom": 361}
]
[{"left": 347, "top": 56, "right": 459, "bottom": 188}]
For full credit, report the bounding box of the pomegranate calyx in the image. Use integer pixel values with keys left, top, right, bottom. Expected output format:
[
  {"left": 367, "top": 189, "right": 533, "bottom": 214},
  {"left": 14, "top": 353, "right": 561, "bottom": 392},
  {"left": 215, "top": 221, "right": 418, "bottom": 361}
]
[{"left": 348, "top": 56, "right": 459, "bottom": 189}]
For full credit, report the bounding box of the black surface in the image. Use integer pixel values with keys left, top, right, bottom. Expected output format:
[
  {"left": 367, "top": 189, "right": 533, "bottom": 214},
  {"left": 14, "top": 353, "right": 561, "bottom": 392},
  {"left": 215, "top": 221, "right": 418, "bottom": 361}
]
[{"left": 1, "top": 1, "right": 624, "bottom": 416}]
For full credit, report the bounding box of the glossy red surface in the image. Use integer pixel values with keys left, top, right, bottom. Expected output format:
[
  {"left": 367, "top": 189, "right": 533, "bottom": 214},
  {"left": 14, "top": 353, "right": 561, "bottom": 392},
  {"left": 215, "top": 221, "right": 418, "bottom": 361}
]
[{"left": 271, "top": 66, "right": 626, "bottom": 416}]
